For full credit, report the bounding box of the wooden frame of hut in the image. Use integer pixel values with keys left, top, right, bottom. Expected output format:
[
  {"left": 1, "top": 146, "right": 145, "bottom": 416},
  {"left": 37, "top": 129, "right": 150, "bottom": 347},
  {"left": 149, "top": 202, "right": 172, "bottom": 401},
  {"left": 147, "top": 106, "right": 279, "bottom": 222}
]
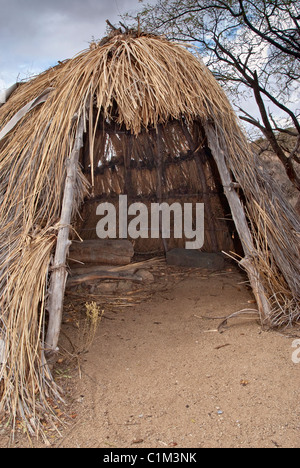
[{"left": 0, "top": 29, "right": 299, "bottom": 434}]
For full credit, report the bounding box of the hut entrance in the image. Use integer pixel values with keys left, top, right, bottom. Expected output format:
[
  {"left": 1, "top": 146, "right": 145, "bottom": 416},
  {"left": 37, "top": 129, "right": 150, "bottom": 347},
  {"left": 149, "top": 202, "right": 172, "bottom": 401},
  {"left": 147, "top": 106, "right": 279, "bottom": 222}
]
[
  {"left": 64, "top": 116, "right": 244, "bottom": 343},
  {"left": 68, "top": 116, "right": 242, "bottom": 276}
]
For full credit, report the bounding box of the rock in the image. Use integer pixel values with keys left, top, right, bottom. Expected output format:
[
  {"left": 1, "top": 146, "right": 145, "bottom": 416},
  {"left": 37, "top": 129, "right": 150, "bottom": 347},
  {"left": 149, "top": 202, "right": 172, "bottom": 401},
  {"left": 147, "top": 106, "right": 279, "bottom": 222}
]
[
  {"left": 166, "top": 248, "right": 225, "bottom": 269},
  {"left": 135, "top": 269, "right": 155, "bottom": 283}
]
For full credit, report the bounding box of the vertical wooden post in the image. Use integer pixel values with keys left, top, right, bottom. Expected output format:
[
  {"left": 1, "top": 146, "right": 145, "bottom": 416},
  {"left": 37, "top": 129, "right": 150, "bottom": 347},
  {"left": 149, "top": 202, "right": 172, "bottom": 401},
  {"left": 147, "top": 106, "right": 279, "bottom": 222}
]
[
  {"left": 124, "top": 133, "right": 134, "bottom": 198},
  {"left": 195, "top": 151, "right": 219, "bottom": 252},
  {"left": 204, "top": 123, "right": 272, "bottom": 326},
  {"left": 156, "top": 125, "right": 168, "bottom": 254},
  {"left": 45, "top": 115, "right": 85, "bottom": 356}
]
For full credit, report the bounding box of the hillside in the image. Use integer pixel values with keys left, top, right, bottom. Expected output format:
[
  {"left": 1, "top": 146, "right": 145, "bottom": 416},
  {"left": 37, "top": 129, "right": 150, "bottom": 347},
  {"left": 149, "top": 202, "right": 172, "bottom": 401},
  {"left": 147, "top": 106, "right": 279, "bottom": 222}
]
[{"left": 251, "top": 132, "right": 300, "bottom": 215}]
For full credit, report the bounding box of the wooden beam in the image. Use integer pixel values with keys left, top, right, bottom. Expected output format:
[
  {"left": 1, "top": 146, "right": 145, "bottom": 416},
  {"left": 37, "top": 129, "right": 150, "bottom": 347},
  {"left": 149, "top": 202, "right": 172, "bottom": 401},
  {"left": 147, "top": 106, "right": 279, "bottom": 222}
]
[
  {"left": 124, "top": 133, "right": 134, "bottom": 197},
  {"left": 195, "top": 152, "right": 219, "bottom": 252},
  {"left": 0, "top": 88, "right": 54, "bottom": 141},
  {"left": 204, "top": 123, "right": 272, "bottom": 326},
  {"left": 67, "top": 270, "right": 143, "bottom": 287},
  {"left": 68, "top": 239, "right": 134, "bottom": 266},
  {"left": 156, "top": 125, "right": 168, "bottom": 254},
  {"left": 45, "top": 115, "right": 85, "bottom": 356}
]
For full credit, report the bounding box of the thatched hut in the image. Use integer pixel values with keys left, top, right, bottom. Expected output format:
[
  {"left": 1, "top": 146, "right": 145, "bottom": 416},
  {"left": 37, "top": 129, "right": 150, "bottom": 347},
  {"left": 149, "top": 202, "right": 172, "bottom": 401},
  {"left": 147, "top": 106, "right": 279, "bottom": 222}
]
[{"left": 0, "top": 29, "right": 299, "bottom": 434}]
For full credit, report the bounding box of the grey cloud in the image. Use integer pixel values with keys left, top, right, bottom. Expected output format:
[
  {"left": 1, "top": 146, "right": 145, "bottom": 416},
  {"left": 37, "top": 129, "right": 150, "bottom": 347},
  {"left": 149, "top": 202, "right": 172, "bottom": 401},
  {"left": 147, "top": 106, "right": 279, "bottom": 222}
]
[{"left": 0, "top": 0, "right": 142, "bottom": 45}]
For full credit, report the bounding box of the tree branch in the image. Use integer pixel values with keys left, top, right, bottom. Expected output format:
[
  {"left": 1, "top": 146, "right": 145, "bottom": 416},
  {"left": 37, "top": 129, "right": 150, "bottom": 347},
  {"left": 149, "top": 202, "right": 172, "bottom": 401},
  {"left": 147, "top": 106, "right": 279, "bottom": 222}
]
[{"left": 238, "top": 0, "right": 300, "bottom": 58}]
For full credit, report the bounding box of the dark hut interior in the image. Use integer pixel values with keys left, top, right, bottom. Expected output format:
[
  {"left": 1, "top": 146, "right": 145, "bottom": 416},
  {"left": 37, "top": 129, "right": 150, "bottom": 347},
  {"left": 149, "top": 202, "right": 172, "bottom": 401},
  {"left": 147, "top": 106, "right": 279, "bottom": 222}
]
[{"left": 74, "top": 116, "right": 242, "bottom": 256}]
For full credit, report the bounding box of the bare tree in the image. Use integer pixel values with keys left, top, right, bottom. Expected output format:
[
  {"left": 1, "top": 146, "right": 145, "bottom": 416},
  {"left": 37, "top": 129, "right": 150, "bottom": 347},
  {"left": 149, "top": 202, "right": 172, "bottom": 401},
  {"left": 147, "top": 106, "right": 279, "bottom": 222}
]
[{"left": 125, "top": 0, "right": 300, "bottom": 190}]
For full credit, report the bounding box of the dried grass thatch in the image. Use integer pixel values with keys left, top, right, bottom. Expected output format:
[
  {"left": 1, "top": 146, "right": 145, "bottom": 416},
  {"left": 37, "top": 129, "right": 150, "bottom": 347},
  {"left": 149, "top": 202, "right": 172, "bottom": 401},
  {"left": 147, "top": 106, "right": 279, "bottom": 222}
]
[{"left": 0, "top": 29, "right": 299, "bottom": 436}]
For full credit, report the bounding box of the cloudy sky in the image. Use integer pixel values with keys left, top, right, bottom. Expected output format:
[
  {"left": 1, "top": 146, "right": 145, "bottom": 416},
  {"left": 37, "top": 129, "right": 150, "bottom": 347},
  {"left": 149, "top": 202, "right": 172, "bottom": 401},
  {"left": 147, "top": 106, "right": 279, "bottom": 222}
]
[
  {"left": 0, "top": 0, "right": 151, "bottom": 91},
  {"left": 0, "top": 0, "right": 296, "bottom": 132}
]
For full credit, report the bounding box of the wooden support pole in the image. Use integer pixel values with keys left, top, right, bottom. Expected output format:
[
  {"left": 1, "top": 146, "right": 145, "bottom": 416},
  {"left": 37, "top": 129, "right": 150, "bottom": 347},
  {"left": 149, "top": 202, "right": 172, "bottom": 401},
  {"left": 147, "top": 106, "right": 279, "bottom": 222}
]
[
  {"left": 204, "top": 123, "right": 272, "bottom": 326},
  {"left": 45, "top": 115, "right": 85, "bottom": 356},
  {"left": 124, "top": 133, "right": 134, "bottom": 198},
  {"left": 195, "top": 151, "right": 219, "bottom": 252},
  {"left": 156, "top": 126, "right": 168, "bottom": 254}
]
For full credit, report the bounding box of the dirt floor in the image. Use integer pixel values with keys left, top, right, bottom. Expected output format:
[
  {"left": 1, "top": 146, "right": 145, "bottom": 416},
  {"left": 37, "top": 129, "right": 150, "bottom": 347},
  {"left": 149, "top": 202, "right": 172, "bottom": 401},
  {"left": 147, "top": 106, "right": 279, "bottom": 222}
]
[{"left": 1, "top": 260, "right": 300, "bottom": 448}]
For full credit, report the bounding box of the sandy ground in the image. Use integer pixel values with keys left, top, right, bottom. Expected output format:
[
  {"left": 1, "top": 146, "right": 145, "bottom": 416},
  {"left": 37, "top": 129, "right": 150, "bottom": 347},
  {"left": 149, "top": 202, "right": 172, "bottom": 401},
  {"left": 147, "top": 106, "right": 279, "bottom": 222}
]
[{"left": 1, "top": 263, "right": 300, "bottom": 448}]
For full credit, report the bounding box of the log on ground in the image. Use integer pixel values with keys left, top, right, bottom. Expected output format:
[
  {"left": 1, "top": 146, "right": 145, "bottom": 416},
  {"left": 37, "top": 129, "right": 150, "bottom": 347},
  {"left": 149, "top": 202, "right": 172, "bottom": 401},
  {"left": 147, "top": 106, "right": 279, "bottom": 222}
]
[{"left": 68, "top": 239, "right": 134, "bottom": 265}]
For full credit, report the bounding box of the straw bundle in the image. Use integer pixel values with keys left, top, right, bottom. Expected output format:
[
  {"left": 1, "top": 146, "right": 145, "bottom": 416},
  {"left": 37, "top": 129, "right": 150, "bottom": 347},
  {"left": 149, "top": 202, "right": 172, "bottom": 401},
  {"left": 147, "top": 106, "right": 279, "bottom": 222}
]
[{"left": 0, "top": 30, "right": 299, "bottom": 436}]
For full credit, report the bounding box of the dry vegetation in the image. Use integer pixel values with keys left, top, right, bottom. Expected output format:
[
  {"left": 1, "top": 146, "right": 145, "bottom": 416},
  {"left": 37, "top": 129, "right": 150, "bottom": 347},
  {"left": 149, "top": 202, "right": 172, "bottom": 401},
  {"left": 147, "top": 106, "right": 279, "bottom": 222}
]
[{"left": 252, "top": 132, "right": 300, "bottom": 210}]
